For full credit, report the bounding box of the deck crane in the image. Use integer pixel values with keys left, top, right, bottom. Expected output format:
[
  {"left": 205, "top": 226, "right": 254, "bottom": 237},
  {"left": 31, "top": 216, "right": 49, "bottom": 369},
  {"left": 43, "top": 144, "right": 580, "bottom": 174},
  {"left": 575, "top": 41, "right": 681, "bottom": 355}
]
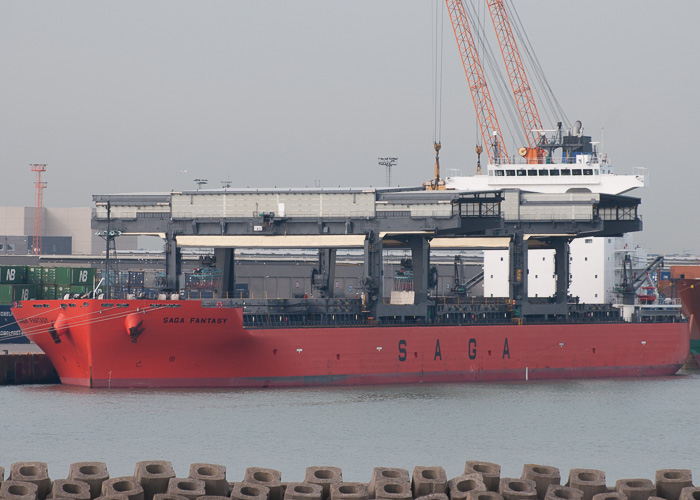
[
  {"left": 444, "top": 0, "right": 509, "bottom": 166},
  {"left": 486, "top": 0, "right": 544, "bottom": 163}
]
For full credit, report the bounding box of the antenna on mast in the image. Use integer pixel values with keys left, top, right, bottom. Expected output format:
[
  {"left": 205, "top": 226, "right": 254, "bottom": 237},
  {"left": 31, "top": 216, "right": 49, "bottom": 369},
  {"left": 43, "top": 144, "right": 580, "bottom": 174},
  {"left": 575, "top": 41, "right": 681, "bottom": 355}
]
[
  {"left": 30, "top": 164, "right": 47, "bottom": 255},
  {"left": 378, "top": 157, "right": 398, "bottom": 187}
]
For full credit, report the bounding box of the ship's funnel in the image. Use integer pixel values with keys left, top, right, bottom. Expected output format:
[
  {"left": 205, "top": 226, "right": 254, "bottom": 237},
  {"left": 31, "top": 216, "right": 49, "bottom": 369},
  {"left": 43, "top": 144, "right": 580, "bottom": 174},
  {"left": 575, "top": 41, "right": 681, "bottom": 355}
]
[{"left": 573, "top": 120, "right": 583, "bottom": 136}]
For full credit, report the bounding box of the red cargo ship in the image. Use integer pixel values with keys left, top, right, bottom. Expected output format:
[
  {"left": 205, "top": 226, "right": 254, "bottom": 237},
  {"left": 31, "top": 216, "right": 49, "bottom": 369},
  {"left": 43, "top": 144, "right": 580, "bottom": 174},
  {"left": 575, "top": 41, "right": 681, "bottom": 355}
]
[{"left": 11, "top": 299, "right": 689, "bottom": 388}]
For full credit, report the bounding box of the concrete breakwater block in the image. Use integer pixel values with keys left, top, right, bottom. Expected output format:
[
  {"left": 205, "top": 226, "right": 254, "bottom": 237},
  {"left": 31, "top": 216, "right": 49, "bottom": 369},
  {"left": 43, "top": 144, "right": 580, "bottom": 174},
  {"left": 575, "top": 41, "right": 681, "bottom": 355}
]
[
  {"left": 152, "top": 495, "right": 187, "bottom": 500},
  {"left": 244, "top": 468, "right": 283, "bottom": 500},
  {"left": 9, "top": 462, "right": 51, "bottom": 500},
  {"left": 416, "top": 494, "right": 448, "bottom": 500},
  {"left": 616, "top": 479, "right": 656, "bottom": 500},
  {"left": 499, "top": 478, "right": 538, "bottom": 500},
  {"left": 284, "top": 482, "right": 323, "bottom": 500},
  {"left": 373, "top": 481, "right": 412, "bottom": 500},
  {"left": 189, "top": 464, "right": 226, "bottom": 497},
  {"left": 678, "top": 487, "right": 700, "bottom": 500},
  {"left": 412, "top": 467, "right": 447, "bottom": 497},
  {"left": 368, "top": 468, "right": 410, "bottom": 499},
  {"left": 591, "top": 492, "right": 626, "bottom": 500},
  {"left": 329, "top": 482, "right": 368, "bottom": 500},
  {"left": 305, "top": 467, "right": 343, "bottom": 500},
  {"left": 102, "top": 477, "right": 144, "bottom": 500},
  {"left": 467, "top": 492, "right": 505, "bottom": 500},
  {"left": 230, "top": 483, "right": 271, "bottom": 500},
  {"left": 466, "top": 463, "right": 502, "bottom": 493},
  {"left": 655, "top": 470, "right": 693, "bottom": 500},
  {"left": 448, "top": 474, "right": 488, "bottom": 500},
  {"left": 544, "top": 485, "right": 583, "bottom": 500},
  {"left": 98, "top": 495, "right": 129, "bottom": 500},
  {"left": 135, "top": 461, "right": 176, "bottom": 500},
  {"left": 68, "top": 462, "right": 110, "bottom": 500},
  {"left": 198, "top": 496, "right": 231, "bottom": 500},
  {"left": 0, "top": 480, "right": 39, "bottom": 500},
  {"left": 49, "top": 479, "right": 91, "bottom": 500},
  {"left": 567, "top": 470, "right": 607, "bottom": 500},
  {"left": 522, "top": 466, "right": 561, "bottom": 500},
  {"left": 165, "top": 478, "right": 205, "bottom": 500}
]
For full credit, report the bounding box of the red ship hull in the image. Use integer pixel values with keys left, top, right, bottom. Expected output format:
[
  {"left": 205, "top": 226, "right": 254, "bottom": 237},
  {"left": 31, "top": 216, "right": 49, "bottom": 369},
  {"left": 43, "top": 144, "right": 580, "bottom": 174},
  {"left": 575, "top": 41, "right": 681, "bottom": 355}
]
[
  {"left": 677, "top": 279, "right": 700, "bottom": 366},
  {"left": 12, "top": 299, "right": 690, "bottom": 388}
]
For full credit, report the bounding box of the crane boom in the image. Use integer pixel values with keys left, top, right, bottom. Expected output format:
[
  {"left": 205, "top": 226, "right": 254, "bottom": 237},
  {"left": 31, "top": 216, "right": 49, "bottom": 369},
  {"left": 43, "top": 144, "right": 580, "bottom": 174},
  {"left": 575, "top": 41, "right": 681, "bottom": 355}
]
[
  {"left": 487, "top": 0, "right": 543, "bottom": 153},
  {"left": 445, "top": 0, "right": 508, "bottom": 163}
]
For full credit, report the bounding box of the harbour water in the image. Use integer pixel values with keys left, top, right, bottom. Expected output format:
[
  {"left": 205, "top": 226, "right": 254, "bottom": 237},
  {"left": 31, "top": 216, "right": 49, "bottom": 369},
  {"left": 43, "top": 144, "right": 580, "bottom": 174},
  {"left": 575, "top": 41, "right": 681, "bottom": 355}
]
[{"left": 1, "top": 368, "right": 698, "bottom": 484}]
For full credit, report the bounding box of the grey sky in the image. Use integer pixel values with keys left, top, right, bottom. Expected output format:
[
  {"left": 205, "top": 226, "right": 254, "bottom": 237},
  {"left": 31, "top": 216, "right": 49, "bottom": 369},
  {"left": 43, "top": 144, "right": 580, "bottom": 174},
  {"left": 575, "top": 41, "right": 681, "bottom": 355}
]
[{"left": 1, "top": 1, "right": 698, "bottom": 255}]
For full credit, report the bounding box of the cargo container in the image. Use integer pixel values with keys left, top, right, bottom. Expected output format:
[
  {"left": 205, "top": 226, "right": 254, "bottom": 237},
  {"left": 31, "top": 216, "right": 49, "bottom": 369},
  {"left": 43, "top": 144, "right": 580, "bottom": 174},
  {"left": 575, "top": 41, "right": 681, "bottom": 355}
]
[
  {"left": 128, "top": 271, "right": 145, "bottom": 287},
  {"left": 0, "top": 284, "right": 40, "bottom": 303},
  {"left": 27, "top": 266, "right": 43, "bottom": 284},
  {"left": 42, "top": 267, "right": 72, "bottom": 286},
  {"left": 42, "top": 285, "right": 57, "bottom": 300},
  {"left": 71, "top": 268, "right": 96, "bottom": 286},
  {"left": 0, "top": 266, "right": 27, "bottom": 284}
]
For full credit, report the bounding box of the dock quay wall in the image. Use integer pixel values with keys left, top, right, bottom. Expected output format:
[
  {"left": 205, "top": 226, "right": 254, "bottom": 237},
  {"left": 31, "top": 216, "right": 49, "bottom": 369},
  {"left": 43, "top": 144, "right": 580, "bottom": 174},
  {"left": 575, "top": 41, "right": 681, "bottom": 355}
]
[
  {"left": 0, "top": 352, "right": 59, "bottom": 385},
  {"left": 0, "top": 462, "right": 695, "bottom": 500}
]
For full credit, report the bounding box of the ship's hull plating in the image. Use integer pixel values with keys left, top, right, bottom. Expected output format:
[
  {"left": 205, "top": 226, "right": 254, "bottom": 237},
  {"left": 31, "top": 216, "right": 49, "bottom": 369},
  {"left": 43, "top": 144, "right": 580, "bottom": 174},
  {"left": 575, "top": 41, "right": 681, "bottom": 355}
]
[{"left": 12, "top": 300, "right": 690, "bottom": 388}]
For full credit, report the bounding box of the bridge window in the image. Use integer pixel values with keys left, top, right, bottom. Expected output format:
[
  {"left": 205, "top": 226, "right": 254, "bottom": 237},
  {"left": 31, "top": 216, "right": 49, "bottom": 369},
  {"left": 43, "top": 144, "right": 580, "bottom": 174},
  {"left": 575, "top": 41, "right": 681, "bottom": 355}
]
[
  {"left": 583, "top": 169, "right": 593, "bottom": 175},
  {"left": 561, "top": 169, "right": 571, "bottom": 175},
  {"left": 550, "top": 169, "right": 560, "bottom": 176},
  {"left": 495, "top": 170, "right": 505, "bottom": 176},
  {"left": 572, "top": 169, "right": 582, "bottom": 175},
  {"left": 517, "top": 170, "right": 526, "bottom": 176},
  {"left": 527, "top": 170, "right": 537, "bottom": 176},
  {"left": 506, "top": 170, "right": 516, "bottom": 176},
  {"left": 594, "top": 169, "right": 599, "bottom": 175},
  {"left": 538, "top": 169, "right": 548, "bottom": 176}
]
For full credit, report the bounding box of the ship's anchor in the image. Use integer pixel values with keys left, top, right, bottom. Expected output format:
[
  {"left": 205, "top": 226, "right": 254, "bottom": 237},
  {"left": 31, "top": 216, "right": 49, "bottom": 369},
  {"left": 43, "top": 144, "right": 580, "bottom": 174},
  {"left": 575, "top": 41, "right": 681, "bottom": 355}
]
[
  {"left": 129, "top": 320, "right": 145, "bottom": 343},
  {"left": 48, "top": 322, "right": 61, "bottom": 344}
]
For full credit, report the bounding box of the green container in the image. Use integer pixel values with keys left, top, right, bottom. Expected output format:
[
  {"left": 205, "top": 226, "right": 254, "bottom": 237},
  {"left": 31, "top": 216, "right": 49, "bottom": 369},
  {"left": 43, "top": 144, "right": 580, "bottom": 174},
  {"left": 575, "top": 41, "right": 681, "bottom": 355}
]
[
  {"left": 0, "top": 266, "right": 27, "bottom": 284},
  {"left": 0, "top": 284, "right": 39, "bottom": 303},
  {"left": 55, "top": 267, "right": 72, "bottom": 286},
  {"left": 27, "top": 266, "right": 43, "bottom": 284},
  {"left": 69, "top": 285, "right": 88, "bottom": 296},
  {"left": 56, "top": 285, "right": 71, "bottom": 298},
  {"left": 41, "top": 267, "right": 55, "bottom": 284},
  {"left": 71, "top": 268, "right": 96, "bottom": 285},
  {"left": 41, "top": 285, "right": 57, "bottom": 300}
]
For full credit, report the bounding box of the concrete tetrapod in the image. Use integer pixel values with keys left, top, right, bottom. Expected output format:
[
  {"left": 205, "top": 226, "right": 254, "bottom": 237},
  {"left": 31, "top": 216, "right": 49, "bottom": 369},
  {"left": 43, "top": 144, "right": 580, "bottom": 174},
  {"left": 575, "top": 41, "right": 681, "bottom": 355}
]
[
  {"left": 284, "top": 482, "right": 323, "bottom": 500},
  {"left": 101, "top": 477, "right": 145, "bottom": 500},
  {"left": 655, "top": 470, "right": 693, "bottom": 500},
  {"left": 678, "top": 487, "right": 700, "bottom": 500},
  {"left": 188, "top": 464, "right": 227, "bottom": 497},
  {"left": 567, "top": 470, "right": 607, "bottom": 500},
  {"left": 412, "top": 467, "right": 447, "bottom": 498},
  {"left": 135, "top": 461, "right": 176, "bottom": 500},
  {"left": 466, "top": 463, "right": 502, "bottom": 493},
  {"left": 9, "top": 462, "right": 51, "bottom": 500},
  {"left": 522, "top": 466, "right": 561, "bottom": 500},
  {"left": 329, "top": 482, "right": 369, "bottom": 500},
  {"left": 0, "top": 480, "right": 39, "bottom": 500},
  {"left": 448, "top": 474, "right": 488, "bottom": 500},
  {"left": 68, "top": 462, "right": 110, "bottom": 500},
  {"left": 305, "top": 467, "right": 343, "bottom": 500},
  {"left": 165, "top": 478, "right": 205, "bottom": 500},
  {"left": 230, "top": 483, "right": 271, "bottom": 500},
  {"left": 616, "top": 479, "right": 656, "bottom": 500},
  {"left": 244, "top": 468, "right": 283, "bottom": 500},
  {"left": 498, "top": 479, "right": 538, "bottom": 500},
  {"left": 544, "top": 485, "right": 583, "bottom": 500},
  {"left": 368, "top": 468, "right": 410, "bottom": 500},
  {"left": 48, "top": 480, "right": 91, "bottom": 500},
  {"left": 374, "top": 482, "right": 412, "bottom": 500}
]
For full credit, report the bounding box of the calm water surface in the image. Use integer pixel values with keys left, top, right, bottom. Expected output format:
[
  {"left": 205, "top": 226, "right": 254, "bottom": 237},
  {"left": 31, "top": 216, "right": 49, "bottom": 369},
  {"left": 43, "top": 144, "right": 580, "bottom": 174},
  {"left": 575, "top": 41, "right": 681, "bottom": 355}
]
[{"left": 1, "top": 371, "right": 699, "bottom": 483}]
